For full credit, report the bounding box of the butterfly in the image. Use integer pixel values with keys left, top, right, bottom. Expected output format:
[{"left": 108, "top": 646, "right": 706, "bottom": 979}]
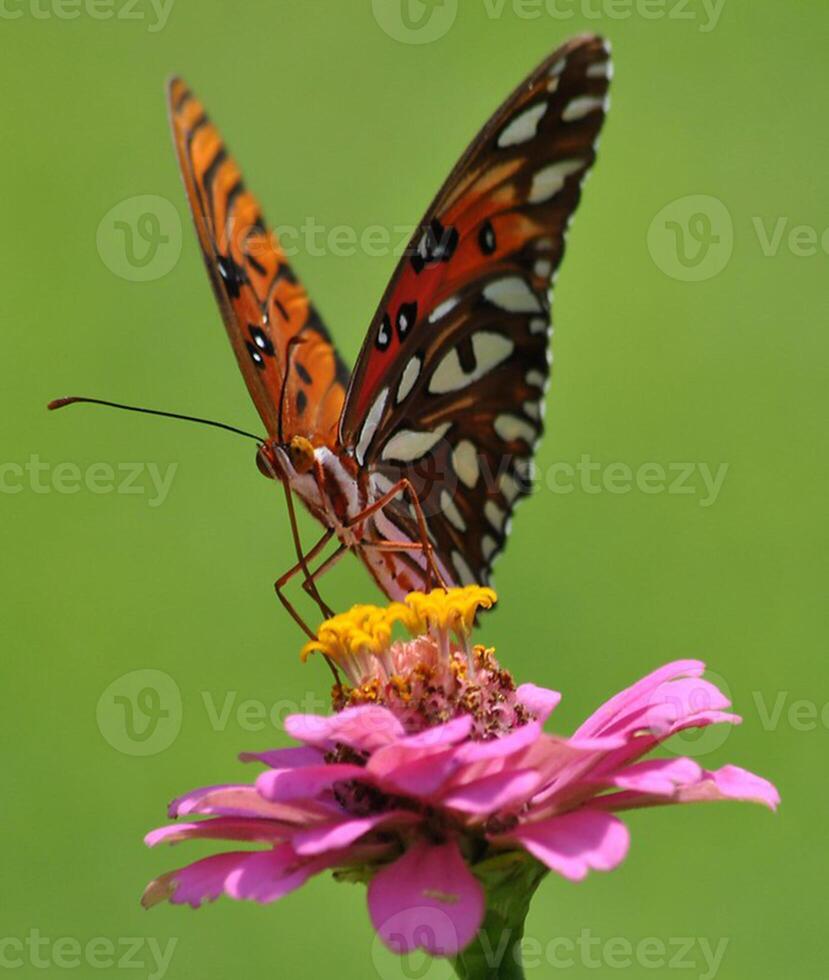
[{"left": 167, "top": 34, "right": 611, "bottom": 633}]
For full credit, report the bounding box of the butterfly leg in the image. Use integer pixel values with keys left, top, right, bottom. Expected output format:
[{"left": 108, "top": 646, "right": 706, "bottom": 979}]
[
  {"left": 279, "top": 477, "right": 337, "bottom": 624},
  {"left": 301, "top": 544, "right": 348, "bottom": 605},
  {"left": 343, "top": 478, "right": 447, "bottom": 591},
  {"left": 274, "top": 527, "right": 335, "bottom": 640}
]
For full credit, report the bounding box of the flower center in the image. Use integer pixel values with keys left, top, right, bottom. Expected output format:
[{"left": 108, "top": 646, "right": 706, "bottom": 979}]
[{"left": 303, "top": 587, "right": 533, "bottom": 740}]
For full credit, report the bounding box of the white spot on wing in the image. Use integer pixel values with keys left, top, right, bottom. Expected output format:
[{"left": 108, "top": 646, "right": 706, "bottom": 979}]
[
  {"left": 529, "top": 317, "right": 550, "bottom": 336},
  {"left": 514, "top": 456, "right": 534, "bottom": 482},
  {"left": 495, "top": 414, "right": 536, "bottom": 445},
  {"left": 356, "top": 388, "right": 388, "bottom": 466},
  {"left": 497, "top": 102, "right": 548, "bottom": 148},
  {"left": 429, "top": 296, "right": 461, "bottom": 323},
  {"left": 529, "top": 159, "right": 584, "bottom": 204},
  {"left": 562, "top": 96, "right": 606, "bottom": 123},
  {"left": 440, "top": 490, "right": 467, "bottom": 533},
  {"left": 482, "top": 536, "right": 498, "bottom": 562},
  {"left": 452, "top": 550, "right": 476, "bottom": 586},
  {"left": 523, "top": 400, "right": 544, "bottom": 422},
  {"left": 499, "top": 472, "right": 522, "bottom": 505},
  {"left": 396, "top": 357, "right": 421, "bottom": 404},
  {"left": 484, "top": 277, "right": 543, "bottom": 314},
  {"left": 587, "top": 60, "right": 613, "bottom": 80},
  {"left": 452, "top": 440, "right": 480, "bottom": 489},
  {"left": 548, "top": 57, "right": 566, "bottom": 78},
  {"left": 429, "top": 332, "right": 514, "bottom": 395},
  {"left": 381, "top": 422, "right": 451, "bottom": 464},
  {"left": 534, "top": 259, "right": 553, "bottom": 280},
  {"left": 484, "top": 500, "right": 506, "bottom": 533},
  {"left": 370, "top": 472, "right": 397, "bottom": 500},
  {"left": 526, "top": 370, "right": 546, "bottom": 389}
]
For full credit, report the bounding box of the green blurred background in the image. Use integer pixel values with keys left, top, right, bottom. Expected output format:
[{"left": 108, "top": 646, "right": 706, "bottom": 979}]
[{"left": 3, "top": 0, "right": 826, "bottom": 977}]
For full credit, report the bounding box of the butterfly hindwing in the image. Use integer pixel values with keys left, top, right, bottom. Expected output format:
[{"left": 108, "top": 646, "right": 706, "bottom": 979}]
[
  {"left": 339, "top": 35, "right": 612, "bottom": 586},
  {"left": 167, "top": 78, "right": 348, "bottom": 446}
]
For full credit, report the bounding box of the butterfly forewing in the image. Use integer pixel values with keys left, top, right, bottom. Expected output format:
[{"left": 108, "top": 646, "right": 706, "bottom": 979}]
[
  {"left": 167, "top": 78, "right": 348, "bottom": 446},
  {"left": 339, "top": 35, "right": 612, "bottom": 587}
]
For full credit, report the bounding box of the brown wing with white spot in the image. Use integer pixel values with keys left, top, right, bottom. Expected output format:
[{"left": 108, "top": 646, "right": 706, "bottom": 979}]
[
  {"left": 340, "top": 35, "right": 612, "bottom": 586},
  {"left": 168, "top": 78, "right": 348, "bottom": 445}
]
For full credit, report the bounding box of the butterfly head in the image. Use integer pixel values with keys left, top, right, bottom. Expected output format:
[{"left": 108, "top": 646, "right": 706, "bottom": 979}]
[{"left": 256, "top": 435, "right": 316, "bottom": 481}]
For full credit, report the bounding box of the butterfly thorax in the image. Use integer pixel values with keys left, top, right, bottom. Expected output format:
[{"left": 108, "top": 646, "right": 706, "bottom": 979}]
[{"left": 257, "top": 438, "right": 368, "bottom": 545}]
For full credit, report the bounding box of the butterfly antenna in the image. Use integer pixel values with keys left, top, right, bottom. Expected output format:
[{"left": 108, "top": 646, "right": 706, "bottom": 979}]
[
  {"left": 277, "top": 337, "right": 307, "bottom": 444},
  {"left": 48, "top": 396, "right": 264, "bottom": 444}
]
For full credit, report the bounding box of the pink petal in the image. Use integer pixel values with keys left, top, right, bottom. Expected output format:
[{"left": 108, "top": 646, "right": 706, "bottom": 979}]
[
  {"left": 516, "top": 684, "right": 562, "bottom": 723},
  {"left": 368, "top": 840, "right": 484, "bottom": 956},
  {"left": 398, "top": 715, "right": 474, "bottom": 749},
  {"left": 292, "top": 810, "right": 420, "bottom": 856},
  {"left": 225, "top": 844, "right": 321, "bottom": 903},
  {"left": 454, "top": 721, "right": 542, "bottom": 764},
  {"left": 671, "top": 711, "right": 742, "bottom": 735},
  {"left": 367, "top": 718, "right": 474, "bottom": 797},
  {"left": 239, "top": 746, "right": 323, "bottom": 768},
  {"left": 441, "top": 769, "right": 541, "bottom": 815},
  {"left": 637, "top": 678, "right": 732, "bottom": 737},
  {"left": 371, "top": 749, "right": 463, "bottom": 797},
  {"left": 574, "top": 660, "right": 705, "bottom": 739},
  {"left": 255, "top": 763, "right": 366, "bottom": 802},
  {"left": 170, "top": 785, "right": 328, "bottom": 823},
  {"left": 607, "top": 757, "right": 703, "bottom": 795},
  {"left": 594, "top": 765, "right": 780, "bottom": 813},
  {"left": 507, "top": 810, "right": 630, "bottom": 881},
  {"left": 285, "top": 706, "right": 405, "bottom": 753},
  {"left": 145, "top": 817, "right": 288, "bottom": 848},
  {"left": 681, "top": 765, "right": 780, "bottom": 811},
  {"left": 143, "top": 852, "right": 248, "bottom": 909}
]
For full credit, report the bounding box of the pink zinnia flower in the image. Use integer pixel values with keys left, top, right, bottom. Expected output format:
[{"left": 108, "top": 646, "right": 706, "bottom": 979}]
[{"left": 143, "top": 588, "right": 778, "bottom": 962}]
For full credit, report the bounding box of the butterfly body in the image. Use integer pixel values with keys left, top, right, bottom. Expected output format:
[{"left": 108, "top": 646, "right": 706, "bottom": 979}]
[
  {"left": 258, "top": 437, "right": 451, "bottom": 599},
  {"left": 167, "top": 35, "right": 612, "bottom": 609}
]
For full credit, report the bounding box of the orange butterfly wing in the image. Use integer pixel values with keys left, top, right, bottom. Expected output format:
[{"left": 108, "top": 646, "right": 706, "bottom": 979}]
[{"left": 167, "top": 78, "right": 348, "bottom": 446}]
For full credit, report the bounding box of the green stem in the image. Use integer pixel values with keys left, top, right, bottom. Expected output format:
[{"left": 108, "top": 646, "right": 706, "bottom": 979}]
[{"left": 450, "top": 853, "right": 547, "bottom": 980}]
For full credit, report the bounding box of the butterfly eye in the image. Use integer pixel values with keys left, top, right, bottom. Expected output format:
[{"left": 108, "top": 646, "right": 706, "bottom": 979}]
[
  {"left": 255, "top": 442, "right": 282, "bottom": 481},
  {"left": 376, "top": 314, "right": 392, "bottom": 351},
  {"left": 396, "top": 302, "right": 418, "bottom": 341}
]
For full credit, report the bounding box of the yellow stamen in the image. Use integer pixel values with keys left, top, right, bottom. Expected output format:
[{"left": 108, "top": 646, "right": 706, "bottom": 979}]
[
  {"left": 395, "top": 586, "right": 497, "bottom": 637},
  {"left": 301, "top": 586, "right": 497, "bottom": 675}
]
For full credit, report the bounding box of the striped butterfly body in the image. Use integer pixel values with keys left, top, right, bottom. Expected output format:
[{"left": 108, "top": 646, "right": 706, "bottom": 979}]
[{"left": 168, "top": 34, "right": 611, "bottom": 618}]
